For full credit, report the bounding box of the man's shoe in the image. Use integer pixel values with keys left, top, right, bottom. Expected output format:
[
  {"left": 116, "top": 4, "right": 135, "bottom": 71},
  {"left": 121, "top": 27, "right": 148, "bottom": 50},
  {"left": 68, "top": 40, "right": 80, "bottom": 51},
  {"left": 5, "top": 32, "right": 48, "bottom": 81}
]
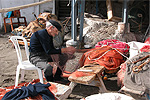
[{"left": 54, "top": 77, "right": 70, "bottom": 85}]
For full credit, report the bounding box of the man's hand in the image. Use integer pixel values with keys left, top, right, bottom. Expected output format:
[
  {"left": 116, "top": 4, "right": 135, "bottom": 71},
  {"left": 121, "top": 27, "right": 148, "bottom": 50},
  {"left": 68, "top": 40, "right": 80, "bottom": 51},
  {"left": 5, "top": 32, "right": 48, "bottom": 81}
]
[{"left": 61, "top": 46, "right": 76, "bottom": 54}]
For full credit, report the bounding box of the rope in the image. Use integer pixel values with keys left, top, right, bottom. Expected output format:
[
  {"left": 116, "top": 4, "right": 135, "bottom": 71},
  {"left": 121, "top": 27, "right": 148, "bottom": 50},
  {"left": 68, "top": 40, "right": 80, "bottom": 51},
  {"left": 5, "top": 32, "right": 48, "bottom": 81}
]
[
  {"left": 87, "top": 49, "right": 112, "bottom": 61},
  {"left": 113, "top": 48, "right": 132, "bottom": 63}
]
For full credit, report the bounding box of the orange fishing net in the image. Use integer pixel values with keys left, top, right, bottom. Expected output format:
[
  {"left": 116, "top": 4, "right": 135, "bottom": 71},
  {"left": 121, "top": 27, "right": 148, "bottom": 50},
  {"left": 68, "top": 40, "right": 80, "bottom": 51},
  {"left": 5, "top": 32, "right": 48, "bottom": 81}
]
[{"left": 79, "top": 46, "right": 124, "bottom": 70}]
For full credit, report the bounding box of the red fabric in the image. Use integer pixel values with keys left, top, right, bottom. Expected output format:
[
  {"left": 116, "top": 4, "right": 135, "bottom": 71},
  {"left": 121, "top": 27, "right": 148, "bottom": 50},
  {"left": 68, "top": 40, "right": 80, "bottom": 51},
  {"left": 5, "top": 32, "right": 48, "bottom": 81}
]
[
  {"left": 140, "top": 45, "right": 150, "bottom": 52},
  {"left": 95, "top": 39, "right": 130, "bottom": 54},
  {"left": 79, "top": 46, "right": 124, "bottom": 70},
  {"left": 144, "top": 37, "right": 150, "bottom": 44},
  {"left": 0, "top": 79, "right": 57, "bottom": 100}
]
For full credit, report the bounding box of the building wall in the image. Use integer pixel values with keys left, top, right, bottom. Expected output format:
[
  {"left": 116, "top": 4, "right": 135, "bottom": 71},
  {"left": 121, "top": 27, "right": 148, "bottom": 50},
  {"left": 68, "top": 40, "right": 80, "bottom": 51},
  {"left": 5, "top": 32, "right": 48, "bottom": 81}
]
[{"left": 0, "top": 0, "right": 54, "bottom": 29}]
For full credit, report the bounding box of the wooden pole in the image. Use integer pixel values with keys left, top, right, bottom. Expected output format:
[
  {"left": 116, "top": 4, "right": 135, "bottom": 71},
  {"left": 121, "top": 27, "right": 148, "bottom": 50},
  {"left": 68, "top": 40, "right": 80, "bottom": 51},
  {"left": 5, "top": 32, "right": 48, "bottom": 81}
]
[{"left": 0, "top": 0, "right": 52, "bottom": 13}]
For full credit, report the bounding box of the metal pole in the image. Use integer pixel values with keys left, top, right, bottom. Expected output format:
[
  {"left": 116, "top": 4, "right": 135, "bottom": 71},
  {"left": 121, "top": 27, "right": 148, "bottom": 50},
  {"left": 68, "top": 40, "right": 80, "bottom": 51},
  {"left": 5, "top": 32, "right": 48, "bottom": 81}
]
[
  {"left": 78, "top": 0, "right": 81, "bottom": 22},
  {"left": 71, "top": 0, "right": 77, "bottom": 41},
  {"left": 96, "top": 0, "right": 99, "bottom": 14},
  {"left": 79, "top": 0, "right": 85, "bottom": 42},
  {"left": 52, "top": 0, "right": 55, "bottom": 14},
  {"left": 123, "top": 0, "right": 127, "bottom": 23},
  {"left": 123, "top": 0, "right": 128, "bottom": 34}
]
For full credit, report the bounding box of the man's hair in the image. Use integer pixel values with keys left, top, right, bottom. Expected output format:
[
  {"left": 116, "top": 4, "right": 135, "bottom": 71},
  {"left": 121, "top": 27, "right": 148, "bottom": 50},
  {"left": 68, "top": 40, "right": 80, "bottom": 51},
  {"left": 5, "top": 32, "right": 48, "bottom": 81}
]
[
  {"left": 46, "top": 20, "right": 62, "bottom": 32},
  {"left": 46, "top": 21, "right": 53, "bottom": 28}
]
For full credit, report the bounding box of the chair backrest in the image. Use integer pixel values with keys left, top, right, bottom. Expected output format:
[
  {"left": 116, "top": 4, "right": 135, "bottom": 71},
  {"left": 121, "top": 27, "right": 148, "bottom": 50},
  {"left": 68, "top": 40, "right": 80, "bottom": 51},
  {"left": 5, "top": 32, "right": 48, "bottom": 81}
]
[{"left": 10, "top": 36, "right": 29, "bottom": 64}]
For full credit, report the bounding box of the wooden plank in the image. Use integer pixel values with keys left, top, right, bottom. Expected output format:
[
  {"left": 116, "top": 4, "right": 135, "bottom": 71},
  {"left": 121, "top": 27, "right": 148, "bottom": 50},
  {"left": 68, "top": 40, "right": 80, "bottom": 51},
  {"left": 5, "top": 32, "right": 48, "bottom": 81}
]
[
  {"left": 69, "top": 82, "right": 77, "bottom": 91},
  {"left": 49, "top": 82, "right": 72, "bottom": 100},
  {"left": 120, "top": 86, "right": 144, "bottom": 95},
  {"left": 68, "top": 64, "right": 105, "bottom": 85},
  {"left": 80, "top": 64, "right": 105, "bottom": 74},
  {"left": 69, "top": 73, "right": 96, "bottom": 84},
  {"left": 106, "top": 0, "right": 122, "bottom": 22},
  {"left": 88, "top": 76, "right": 107, "bottom": 93},
  {"left": 106, "top": 0, "right": 113, "bottom": 20},
  {"left": 109, "top": 16, "right": 122, "bottom": 22}
]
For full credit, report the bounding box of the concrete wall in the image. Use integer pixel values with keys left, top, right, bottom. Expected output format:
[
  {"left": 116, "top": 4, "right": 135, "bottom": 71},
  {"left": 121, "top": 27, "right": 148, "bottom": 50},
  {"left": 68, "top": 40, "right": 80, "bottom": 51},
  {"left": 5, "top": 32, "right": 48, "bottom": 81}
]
[{"left": 0, "top": 0, "right": 54, "bottom": 29}]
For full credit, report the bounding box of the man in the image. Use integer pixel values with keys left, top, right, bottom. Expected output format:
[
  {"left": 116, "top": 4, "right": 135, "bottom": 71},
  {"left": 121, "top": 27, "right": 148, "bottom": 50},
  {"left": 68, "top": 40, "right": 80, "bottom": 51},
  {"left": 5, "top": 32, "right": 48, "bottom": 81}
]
[{"left": 29, "top": 20, "right": 76, "bottom": 84}]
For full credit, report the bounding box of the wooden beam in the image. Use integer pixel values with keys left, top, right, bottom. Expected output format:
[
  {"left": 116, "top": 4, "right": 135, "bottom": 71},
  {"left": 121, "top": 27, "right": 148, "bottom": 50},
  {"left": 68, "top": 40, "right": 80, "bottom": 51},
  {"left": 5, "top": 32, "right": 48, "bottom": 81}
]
[{"left": 0, "top": 0, "right": 52, "bottom": 13}]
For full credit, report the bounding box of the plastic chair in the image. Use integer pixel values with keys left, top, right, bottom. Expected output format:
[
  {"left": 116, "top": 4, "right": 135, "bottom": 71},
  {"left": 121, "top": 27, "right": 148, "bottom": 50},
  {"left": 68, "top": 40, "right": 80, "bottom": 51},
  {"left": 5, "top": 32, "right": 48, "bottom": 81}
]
[{"left": 10, "top": 36, "right": 43, "bottom": 87}]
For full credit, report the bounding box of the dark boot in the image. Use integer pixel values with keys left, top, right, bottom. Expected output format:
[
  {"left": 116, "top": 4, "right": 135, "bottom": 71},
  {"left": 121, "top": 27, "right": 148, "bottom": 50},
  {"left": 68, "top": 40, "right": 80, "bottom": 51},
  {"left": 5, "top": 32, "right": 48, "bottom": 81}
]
[
  {"left": 53, "top": 68, "right": 70, "bottom": 85},
  {"left": 44, "top": 65, "right": 54, "bottom": 82}
]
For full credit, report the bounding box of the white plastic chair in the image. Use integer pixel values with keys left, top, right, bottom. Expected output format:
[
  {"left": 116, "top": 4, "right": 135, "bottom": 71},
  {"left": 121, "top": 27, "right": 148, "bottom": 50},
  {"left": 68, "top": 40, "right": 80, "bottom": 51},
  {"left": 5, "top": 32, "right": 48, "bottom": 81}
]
[{"left": 10, "top": 36, "right": 43, "bottom": 87}]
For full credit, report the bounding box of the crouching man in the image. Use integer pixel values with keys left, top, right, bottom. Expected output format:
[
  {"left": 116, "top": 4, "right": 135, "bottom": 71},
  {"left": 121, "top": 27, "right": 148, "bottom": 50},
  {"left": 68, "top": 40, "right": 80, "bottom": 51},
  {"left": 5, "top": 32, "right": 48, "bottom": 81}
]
[{"left": 29, "top": 20, "right": 76, "bottom": 84}]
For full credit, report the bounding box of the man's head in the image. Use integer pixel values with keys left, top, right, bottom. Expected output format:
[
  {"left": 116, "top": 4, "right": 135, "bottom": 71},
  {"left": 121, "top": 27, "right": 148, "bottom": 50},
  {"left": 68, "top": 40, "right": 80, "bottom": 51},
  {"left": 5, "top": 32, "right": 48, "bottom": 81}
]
[{"left": 46, "top": 20, "right": 62, "bottom": 37}]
